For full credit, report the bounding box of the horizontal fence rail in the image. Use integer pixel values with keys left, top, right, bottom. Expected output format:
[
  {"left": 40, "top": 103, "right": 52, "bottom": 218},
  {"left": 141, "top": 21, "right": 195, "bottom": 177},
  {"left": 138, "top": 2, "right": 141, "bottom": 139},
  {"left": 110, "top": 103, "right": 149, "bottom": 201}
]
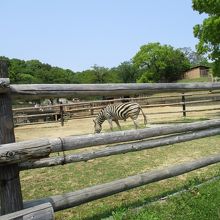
[
  {"left": 19, "top": 127, "right": 220, "bottom": 170},
  {"left": 24, "top": 154, "right": 220, "bottom": 212},
  {"left": 1, "top": 119, "right": 220, "bottom": 166},
  {"left": 12, "top": 90, "right": 220, "bottom": 126},
  {"left": 0, "top": 203, "right": 54, "bottom": 220},
  {"left": 148, "top": 107, "right": 220, "bottom": 115},
  {"left": 12, "top": 90, "right": 220, "bottom": 112},
  {"left": 8, "top": 83, "right": 220, "bottom": 99}
]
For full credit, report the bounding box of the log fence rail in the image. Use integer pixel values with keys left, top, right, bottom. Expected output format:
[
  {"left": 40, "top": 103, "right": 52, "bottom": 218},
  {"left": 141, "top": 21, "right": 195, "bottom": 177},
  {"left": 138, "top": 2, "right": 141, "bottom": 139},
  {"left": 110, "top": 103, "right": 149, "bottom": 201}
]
[{"left": 13, "top": 90, "right": 220, "bottom": 126}]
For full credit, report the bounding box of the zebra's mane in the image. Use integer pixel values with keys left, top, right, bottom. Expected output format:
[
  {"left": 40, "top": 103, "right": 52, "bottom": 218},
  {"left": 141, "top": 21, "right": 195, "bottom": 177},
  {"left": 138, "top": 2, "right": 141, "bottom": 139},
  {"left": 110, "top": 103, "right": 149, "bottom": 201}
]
[{"left": 95, "top": 108, "right": 106, "bottom": 123}]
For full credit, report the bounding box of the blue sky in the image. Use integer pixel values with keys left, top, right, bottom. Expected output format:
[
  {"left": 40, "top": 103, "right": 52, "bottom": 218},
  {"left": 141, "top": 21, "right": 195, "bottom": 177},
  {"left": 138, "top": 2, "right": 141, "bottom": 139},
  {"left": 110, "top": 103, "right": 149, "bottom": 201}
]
[{"left": 1, "top": 0, "right": 206, "bottom": 72}]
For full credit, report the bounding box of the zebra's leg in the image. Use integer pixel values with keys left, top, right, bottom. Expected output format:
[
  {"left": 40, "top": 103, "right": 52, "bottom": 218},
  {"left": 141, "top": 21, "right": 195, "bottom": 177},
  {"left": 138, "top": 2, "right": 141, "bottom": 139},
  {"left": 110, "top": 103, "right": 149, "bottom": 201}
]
[
  {"left": 131, "top": 117, "right": 139, "bottom": 129},
  {"left": 132, "top": 119, "right": 139, "bottom": 129},
  {"left": 130, "top": 115, "right": 139, "bottom": 129},
  {"left": 107, "top": 118, "right": 114, "bottom": 131},
  {"left": 114, "top": 120, "right": 121, "bottom": 130}
]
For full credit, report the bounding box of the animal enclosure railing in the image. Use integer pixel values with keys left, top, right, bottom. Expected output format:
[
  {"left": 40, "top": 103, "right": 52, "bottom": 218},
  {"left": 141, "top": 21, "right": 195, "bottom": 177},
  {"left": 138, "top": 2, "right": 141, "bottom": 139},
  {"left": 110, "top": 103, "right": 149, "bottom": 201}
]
[
  {"left": 1, "top": 60, "right": 220, "bottom": 218},
  {"left": 12, "top": 90, "right": 220, "bottom": 126}
]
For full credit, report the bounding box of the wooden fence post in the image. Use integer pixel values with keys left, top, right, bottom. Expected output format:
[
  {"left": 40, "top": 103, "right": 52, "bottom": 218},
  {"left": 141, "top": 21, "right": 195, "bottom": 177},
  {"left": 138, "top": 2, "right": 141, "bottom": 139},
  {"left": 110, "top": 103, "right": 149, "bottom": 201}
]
[
  {"left": 182, "top": 93, "right": 186, "bottom": 117},
  {"left": 59, "top": 105, "right": 64, "bottom": 126},
  {"left": 90, "top": 103, "right": 94, "bottom": 115},
  {"left": 0, "top": 61, "right": 23, "bottom": 215}
]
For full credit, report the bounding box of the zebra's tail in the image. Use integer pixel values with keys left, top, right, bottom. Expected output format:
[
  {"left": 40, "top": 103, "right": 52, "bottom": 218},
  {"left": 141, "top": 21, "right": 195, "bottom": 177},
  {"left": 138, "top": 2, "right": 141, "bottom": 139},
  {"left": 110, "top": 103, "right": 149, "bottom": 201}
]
[{"left": 140, "top": 107, "right": 147, "bottom": 126}]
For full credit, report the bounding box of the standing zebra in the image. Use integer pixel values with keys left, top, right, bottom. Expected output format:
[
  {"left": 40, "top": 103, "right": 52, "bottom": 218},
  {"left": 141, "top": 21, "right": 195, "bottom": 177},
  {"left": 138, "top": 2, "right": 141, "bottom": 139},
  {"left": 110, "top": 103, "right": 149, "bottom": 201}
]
[{"left": 93, "top": 102, "right": 147, "bottom": 133}]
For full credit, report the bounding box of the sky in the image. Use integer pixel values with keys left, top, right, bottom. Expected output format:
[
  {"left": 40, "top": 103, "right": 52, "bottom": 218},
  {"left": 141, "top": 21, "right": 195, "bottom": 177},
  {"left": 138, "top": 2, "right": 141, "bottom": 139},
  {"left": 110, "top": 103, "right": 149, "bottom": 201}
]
[{"left": 1, "top": 0, "right": 206, "bottom": 72}]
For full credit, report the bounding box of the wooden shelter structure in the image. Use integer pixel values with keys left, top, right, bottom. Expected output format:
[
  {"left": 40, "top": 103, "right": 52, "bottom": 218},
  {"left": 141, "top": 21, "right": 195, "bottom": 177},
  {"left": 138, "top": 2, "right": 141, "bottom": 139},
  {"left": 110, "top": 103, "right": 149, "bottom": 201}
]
[{"left": 183, "top": 65, "right": 210, "bottom": 79}]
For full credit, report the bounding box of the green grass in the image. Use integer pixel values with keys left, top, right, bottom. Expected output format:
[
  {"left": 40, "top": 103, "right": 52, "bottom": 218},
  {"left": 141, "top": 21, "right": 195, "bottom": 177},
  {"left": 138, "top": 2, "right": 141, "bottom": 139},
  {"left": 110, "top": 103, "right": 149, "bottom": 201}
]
[
  {"left": 115, "top": 176, "right": 220, "bottom": 220},
  {"left": 20, "top": 133, "right": 220, "bottom": 220},
  {"left": 149, "top": 117, "right": 210, "bottom": 124},
  {"left": 177, "top": 77, "right": 212, "bottom": 83}
]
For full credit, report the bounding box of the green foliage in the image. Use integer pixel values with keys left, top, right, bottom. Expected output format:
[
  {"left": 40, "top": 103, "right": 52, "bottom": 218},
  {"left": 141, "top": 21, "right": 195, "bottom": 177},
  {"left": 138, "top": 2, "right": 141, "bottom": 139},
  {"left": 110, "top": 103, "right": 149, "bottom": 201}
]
[
  {"left": 0, "top": 56, "right": 77, "bottom": 84},
  {"left": 91, "top": 65, "right": 109, "bottom": 83},
  {"left": 179, "top": 47, "right": 209, "bottom": 67},
  {"left": 2, "top": 57, "right": 124, "bottom": 85},
  {"left": 133, "top": 43, "right": 190, "bottom": 82},
  {"left": 137, "top": 71, "right": 154, "bottom": 83},
  {"left": 73, "top": 66, "right": 121, "bottom": 84},
  {"left": 116, "top": 61, "right": 141, "bottom": 83},
  {"left": 192, "top": 0, "right": 220, "bottom": 76},
  {"left": 106, "top": 68, "right": 122, "bottom": 83},
  {"left": 74, "top": 70, "right": 96, "bottom": 83},
  {"left": 19, "top": 73, "right": 38, "bottom": 83},
  {"left": 1, "top": 44, "right": 198, "bottom": 84}
]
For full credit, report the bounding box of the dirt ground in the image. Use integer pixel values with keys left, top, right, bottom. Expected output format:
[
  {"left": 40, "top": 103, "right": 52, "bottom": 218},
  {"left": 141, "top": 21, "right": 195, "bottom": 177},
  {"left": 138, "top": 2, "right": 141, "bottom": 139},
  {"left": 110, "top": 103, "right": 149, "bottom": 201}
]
[{"left": 14, "top": 105, "right": 220, "bottom": 142}]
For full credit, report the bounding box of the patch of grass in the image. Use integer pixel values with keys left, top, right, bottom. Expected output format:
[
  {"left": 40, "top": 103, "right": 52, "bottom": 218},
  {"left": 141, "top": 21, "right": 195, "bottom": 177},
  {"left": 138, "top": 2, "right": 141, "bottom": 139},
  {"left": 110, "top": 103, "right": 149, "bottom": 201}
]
[
  {"left": 154, "top": 117, "right": 210, "bottom": 124},
  {"left": 122, "top": 176, "right": 220, "bottom": 220},
  {"left": 177, "top": 77, "right": 212, "bottom": 83},
  {"left": 103, "top": 123, "right": 147, "bottom": 132},
  {"left": 20, "top": 134, "right": 220, "bottom": 220}
]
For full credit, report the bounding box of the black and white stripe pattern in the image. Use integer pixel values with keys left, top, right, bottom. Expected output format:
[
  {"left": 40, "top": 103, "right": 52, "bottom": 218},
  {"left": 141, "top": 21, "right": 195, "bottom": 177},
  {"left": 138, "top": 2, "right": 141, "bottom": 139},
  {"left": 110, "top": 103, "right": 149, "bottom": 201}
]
[{"left": 93, "top": 102, "right": 147, "bottom": 133}]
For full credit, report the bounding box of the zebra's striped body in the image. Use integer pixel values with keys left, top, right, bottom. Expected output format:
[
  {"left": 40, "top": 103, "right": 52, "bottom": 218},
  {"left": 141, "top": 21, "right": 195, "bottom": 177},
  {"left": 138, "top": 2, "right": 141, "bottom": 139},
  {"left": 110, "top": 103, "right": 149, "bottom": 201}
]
[{"left": 93, "top": 102, "right": 147, "bottom": 133}]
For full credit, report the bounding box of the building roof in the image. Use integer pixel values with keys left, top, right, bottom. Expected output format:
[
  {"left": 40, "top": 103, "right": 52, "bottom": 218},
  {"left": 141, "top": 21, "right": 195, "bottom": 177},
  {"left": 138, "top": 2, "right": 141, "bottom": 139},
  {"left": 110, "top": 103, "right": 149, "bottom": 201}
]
[{"left": 189, "top": 65, "right": 210, "bottom": 70}]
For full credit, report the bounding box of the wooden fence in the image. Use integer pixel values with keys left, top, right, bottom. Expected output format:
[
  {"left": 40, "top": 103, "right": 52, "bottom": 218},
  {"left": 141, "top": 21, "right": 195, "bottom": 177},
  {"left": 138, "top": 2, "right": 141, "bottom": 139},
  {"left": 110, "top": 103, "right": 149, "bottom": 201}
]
[
  {"left": 12, "top": 90, "right": 220, "bottom": 126},
  {"left": 1, "top": 60, "right": 220, "bottom": 218}
]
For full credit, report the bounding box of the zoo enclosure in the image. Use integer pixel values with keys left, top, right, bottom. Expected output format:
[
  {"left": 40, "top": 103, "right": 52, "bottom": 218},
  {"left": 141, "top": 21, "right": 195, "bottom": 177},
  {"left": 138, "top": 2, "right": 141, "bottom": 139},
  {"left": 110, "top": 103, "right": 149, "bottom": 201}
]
[
  {"left": 13, "top": 90, "right": 220, "bottom": 126},
  {"left": 1, "top": 61, "right": 220, "bottom": 219}
]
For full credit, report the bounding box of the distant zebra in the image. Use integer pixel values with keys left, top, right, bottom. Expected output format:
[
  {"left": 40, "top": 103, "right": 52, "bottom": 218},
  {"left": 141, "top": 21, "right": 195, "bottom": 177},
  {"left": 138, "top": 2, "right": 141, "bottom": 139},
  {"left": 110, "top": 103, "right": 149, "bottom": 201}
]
[{"left": 93, "top": 102, "right": 147, "bottom": 133}]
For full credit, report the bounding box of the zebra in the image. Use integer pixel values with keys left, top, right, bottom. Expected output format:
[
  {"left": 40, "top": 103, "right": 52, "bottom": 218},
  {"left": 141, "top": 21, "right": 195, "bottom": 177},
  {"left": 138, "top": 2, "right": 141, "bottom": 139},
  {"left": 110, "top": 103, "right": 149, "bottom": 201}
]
[{"left": 93, "top": 102, "right": 147, "bottom": 133}]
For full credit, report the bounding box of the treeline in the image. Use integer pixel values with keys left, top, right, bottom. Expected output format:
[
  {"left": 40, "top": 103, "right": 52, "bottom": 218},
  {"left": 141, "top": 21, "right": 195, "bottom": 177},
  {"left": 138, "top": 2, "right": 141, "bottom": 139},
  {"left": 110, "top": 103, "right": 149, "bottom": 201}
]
[{"left": 0, "top": 43, "right": 210, "bottom": 84}]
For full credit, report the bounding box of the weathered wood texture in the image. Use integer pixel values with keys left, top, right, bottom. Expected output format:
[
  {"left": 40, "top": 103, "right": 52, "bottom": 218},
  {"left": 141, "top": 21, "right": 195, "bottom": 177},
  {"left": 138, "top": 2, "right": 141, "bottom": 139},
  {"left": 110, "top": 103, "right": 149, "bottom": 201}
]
[
  {"left": 1, "top": 119, "right": 220, "bottom": 166},
  {"left": 12, "top": 90, "right": 220, "bottom": 113},
  {"left": 0, "top": 139, "right": 51, "bottom": 165},
  {"left": 11, "top": 88, "right": 220, "bottom": 126},
  {"left": 148, "top": 107, "right": 220, "bottom": 115},
  {"left": 0, "top": 78, "right": 10, "bottom": 94},
  {"left": 0, "top": 61, "right": 23, "bottom": 215},
  {"left": 24, "top": 154, "right": 220, "bottom": 211},
  {"left": 10, "top": 83, "right": 220, "bottom": 99},
  {"left": 19, "top": 128, "right": 220, "bottom": 170},
  {"left": 13, "top": 103, "right": 220, "bottom": 126},
  {"left": 0, "top": 203, "right": 54, "bottom": 220},
  {"left": 12, "top": 91, "right": 220, "bottom": 126},
  {"left": 145, "top": 98, "right": 220, "bottom": 107},
  {"left": 14, "top": 113, "right": 58, "bottom": 118},
  {"left": 47, "top": 119, "right": 220, "bottom": 152}
]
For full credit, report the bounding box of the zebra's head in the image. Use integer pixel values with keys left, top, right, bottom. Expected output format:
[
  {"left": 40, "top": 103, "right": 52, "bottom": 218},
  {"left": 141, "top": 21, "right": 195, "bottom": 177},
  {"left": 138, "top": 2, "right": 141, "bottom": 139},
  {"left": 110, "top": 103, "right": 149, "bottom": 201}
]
[{"left": 93, "top": 119, "right": 102, "bottom": 133}]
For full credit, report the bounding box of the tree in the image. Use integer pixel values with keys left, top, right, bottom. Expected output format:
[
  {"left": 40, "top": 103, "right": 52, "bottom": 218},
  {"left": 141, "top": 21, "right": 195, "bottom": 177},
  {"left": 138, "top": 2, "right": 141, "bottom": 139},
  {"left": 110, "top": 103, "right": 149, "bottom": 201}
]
[
  {"left": 180, "top": 47, "right": 209, "bottom": 67},
  {"left": 192, "top": 0, "right": 220, "bottom": 75},
  {"left": 116, "top": 61, "right": 140, "bottom": 83},
  {"left": 18, "top": 73, "right": 38, "bottom": 83},
  {"left": 0, "top": 57, "right": 77, "bottom": 84},
  {"left": 73, "top": 70, "right": 96, "bottom": 83},
  {"left": 104, "top": 67, "right": 121, "bottom": 83},
  {"left": 91, "top": 65, "right": 109, "bottom": 83},
  {"left": 133, "top": 43, "right": 190, "bottom": 82}
]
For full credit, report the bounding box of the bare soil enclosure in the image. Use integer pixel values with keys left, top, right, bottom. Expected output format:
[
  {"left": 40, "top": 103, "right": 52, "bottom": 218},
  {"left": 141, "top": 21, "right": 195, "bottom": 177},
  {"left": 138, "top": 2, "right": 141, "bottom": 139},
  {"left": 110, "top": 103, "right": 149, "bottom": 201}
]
[{"left": 15, "top": 105, "right": 220, "bottom": 141}]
